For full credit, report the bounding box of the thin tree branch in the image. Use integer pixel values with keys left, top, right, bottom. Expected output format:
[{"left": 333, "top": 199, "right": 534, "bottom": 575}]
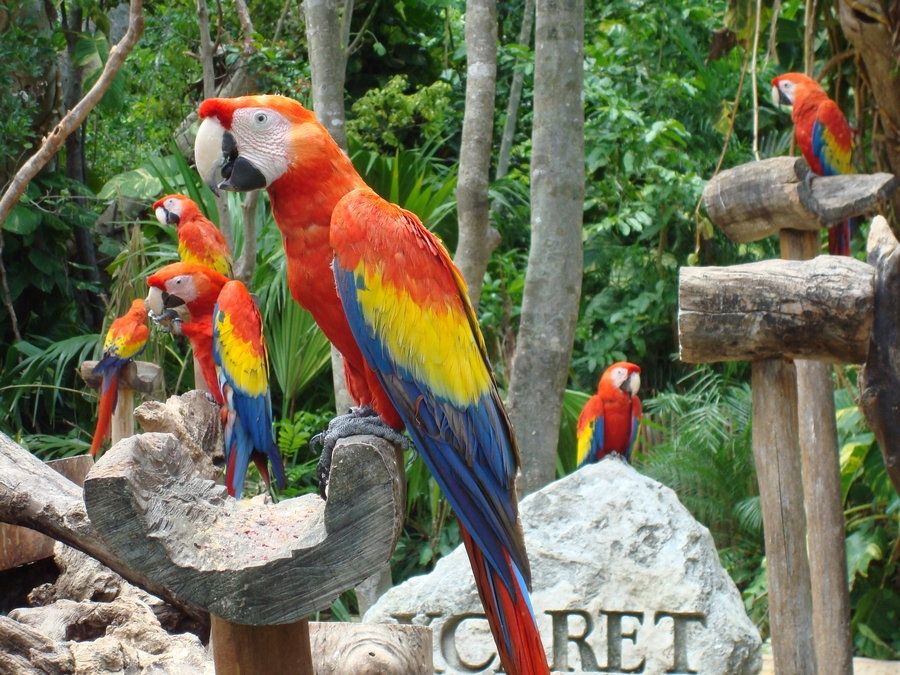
[
  {"left": 339, "top": 0, "right": 354, "bottom": 52},
  {"left": 0, "top": 0, "right": 145, "bottom": 342},
  {"left": 804, "top": 0, "right": 818, "bottom": 76},
  {"left": 273, "top": 0, "right": 293, "bottom": 42},
  {"left": 233, "top": 0, "right": 255, "bottom": 54},
  {"left": 750, "top": 0, "right": 763, "bottom": 161},
  {"left": 235, "top": 190, "right": 259, "bottom": 283},
  {"left": 197, "top": 0, "right": 216, "bottom": 98},
  {"left": 347, "top": 0, "right": 380, "bottom": 56}
]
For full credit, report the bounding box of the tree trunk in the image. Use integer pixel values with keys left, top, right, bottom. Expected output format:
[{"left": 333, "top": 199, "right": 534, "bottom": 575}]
[
  {"left": 496, "top": 0, "right": 534, "bottom": 180},
  {"left": 838, "top": 0, "right": 900, "bottom": 229},
  {"left": 304, "top": 0, "right": 348, "bottom": 148},
  {"left": 507, "top": 0, "right": 584, "bottom": 495},
  {"left": 453, "top": 0, "right": 498, "bottom": 307}
]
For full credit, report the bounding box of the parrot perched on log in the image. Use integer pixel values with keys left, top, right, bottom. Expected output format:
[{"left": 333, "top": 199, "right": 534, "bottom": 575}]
[
  {"left": 153, "top": 194, "right": 232, "bottom": 275},
  {"left": 576, "top": 362, "right": 642, "bottom": 466},
  {"left": 193, "top": 95, "right": 550, "bottom": 674},
  {"left": 89, "top": 299, "right": 149, "bottom": 457},
  {"left": 213, "top": 279, "right": 286, "bottom": 498},
  {"left": 145, "top": 262, "right": 229, "bottom": 404},
  {"left": 771, "top": 72, "right": 855, "bottom": 255}
]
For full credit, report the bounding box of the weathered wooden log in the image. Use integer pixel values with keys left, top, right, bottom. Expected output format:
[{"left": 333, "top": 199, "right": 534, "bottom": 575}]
[
  {"left": 78, "top": 360, "right": 162, "bottom": 393},
  {"left": 702, "top": 157, "right": 896, "bottom": 242},
  {"left": 83, "top": 431, "right": 405, "bottom": 625},
  {"left": 780, "top": 229, "right": 852, "bottom": 675},
  {"left": 79, "top": 359, "right": 163, "bottom": 449},
  {"left": 309, "top": 622, "right": 432, "bottom": 674},
  {"left": 0, "top": 432, "right": 207, "bottom": 624},
  {"left": 0, "top": 455, "right": 92, "bottom": 571},
  {"left": 751, "top": 359, "right": 816, "bottom": 675},
  {"left": 678, "top": 255, "right": 873, "bottom": 363},
  {"left": 859, "top": 216, "right": 900, "bottom": 494}
]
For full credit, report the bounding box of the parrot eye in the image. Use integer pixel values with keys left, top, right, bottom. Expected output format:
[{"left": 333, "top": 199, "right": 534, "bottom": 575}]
[{"left": 253, "top": 111, "right": 269, "bottom": 126}]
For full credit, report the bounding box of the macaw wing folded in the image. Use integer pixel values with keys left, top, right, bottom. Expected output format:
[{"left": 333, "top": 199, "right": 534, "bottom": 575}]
[
  {"left": 331, "top": 188, "right": 529, "bottom": 590},
  {"left": 575, "top": 397, "right": 605, "bottom": 467},
  {"left": 626, "top": 396, "right": 642, "bottom": 462},
  {"left": 811, "top": 99, "right": 852, "bottom": 176}
]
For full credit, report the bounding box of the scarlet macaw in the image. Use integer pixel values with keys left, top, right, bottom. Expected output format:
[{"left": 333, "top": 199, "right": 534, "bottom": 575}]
[
  {"left": 89, "top": 299, "right": 149, "bottom": 457},
  {"left": 193, "top": 95, "right": 549, "bottom": 674},
  {"left": 772, "top": 72, "right": 854, "bottom": 255},
  {"left": 576, "top": 361, "right": 642, "bottom": 466},
  {"left": 153, "top": 194, "right": 233, "bottom": 275},
  {"left": 213, "top": 279, "right": 286, "bottom": 498},
  {"left": 145, "top": 261, "right": 229, "bottom": 404}
]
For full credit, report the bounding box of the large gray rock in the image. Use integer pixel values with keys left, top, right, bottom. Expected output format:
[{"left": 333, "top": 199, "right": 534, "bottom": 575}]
[{"left": 365, "top": 459, "right": 762, "bottom": 674}]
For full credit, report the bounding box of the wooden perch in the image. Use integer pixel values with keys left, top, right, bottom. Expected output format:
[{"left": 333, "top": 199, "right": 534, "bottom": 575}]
[
  {"left": 78, "top": 360, "right": 162, "bottom": 393},
  {"left": 678, "top": 255, "right": 874, "bottom": 363},
  {"left": 83, "top": 430, "right": 405, "bottom": 625},
  {"left": 702, "top": 157, "right": 896, "bottom": 242},
  {"left": 0, "top": 432, "right": 206, "bottom": 623},
  {"left": 859, "top": 216, "right": 900, "bottom": 494}
]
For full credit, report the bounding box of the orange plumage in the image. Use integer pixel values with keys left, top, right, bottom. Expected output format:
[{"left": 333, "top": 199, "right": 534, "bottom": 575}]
[
  {"left": 153, "top": 194, "right": 232, "bottom": 275},
  {"left": 89, "top": 299, "right": 149, "bottom": 457},
  {"left": 576, "top": 362, "right": 642, "bottom": 465}
]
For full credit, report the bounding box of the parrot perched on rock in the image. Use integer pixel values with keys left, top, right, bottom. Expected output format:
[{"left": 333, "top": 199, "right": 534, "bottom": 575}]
[
  {"left": 153, "top": 194, "right": 232, "bottom": 275},
  {"left": 213, "top": 279, "right": 286, "bottom": 498},
  {"left": 145, "top": 261, "right": 229, "bottom": 404},
  {"left": 89, "top": 299, "right": 149, "bottom": 457},
  {"left": 576, "top": 362, "right": 642, "bottom": 466},
  {"left": 771, "top": 72, "right": 854, "bottom": 255},
  {"left": 193, "top": 95, "right": 550, "bottom": 674}
]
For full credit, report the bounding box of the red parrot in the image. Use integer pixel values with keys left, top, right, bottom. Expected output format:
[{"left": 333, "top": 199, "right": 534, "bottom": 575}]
[
  {"left": 771, "top": 72, "right": 854, "bottom": 255},
  {"left": 576, "top": 362, "right": 642, "bottom": 466},
  {"left": 145, "top": 262, "right": 229, "bottom": 404},
  {"left": 89, "top": 299, "right": 149, "bottom": 457},
  {"left": 153, "top": 193, "right": 232, "bottom": 275},
  {"left": 213, "top": 280, "right": 286, "bottom": 498},
  {"left": 193, "top": 97, "right": 403, "bottom": 435},
  {"left": 193, "top": 96, "right": 550, "bottom": 674}
]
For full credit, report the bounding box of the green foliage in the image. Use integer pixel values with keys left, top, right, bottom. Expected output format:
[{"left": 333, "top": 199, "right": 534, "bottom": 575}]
[{"left": 347, "top": 75, "right": 455, "bottom": 153}]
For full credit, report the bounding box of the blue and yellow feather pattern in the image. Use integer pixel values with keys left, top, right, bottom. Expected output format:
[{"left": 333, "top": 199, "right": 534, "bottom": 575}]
[{"left": 212, "top": 280, "right": 285, "bottom": 498}]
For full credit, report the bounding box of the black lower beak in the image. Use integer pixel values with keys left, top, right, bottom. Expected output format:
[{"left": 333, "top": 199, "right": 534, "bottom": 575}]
[
  {"left": 218, "top": 156, "right": 267, "bottom": 192},
  {"left": 162, "top": 292, "right": 185, "bottom": 309},
  {"left": 778, "top": 90, "right": 791, "bottom": 106},
  {"left": 164, "top": 209, "right": 180, "bottom": 225}
]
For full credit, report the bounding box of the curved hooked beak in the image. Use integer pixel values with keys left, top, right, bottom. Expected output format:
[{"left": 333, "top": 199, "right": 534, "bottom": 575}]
[
  {"left": 145, "top": 287, "right": 188, "bottom": 334},
  {"left": 194, "top": 117, "right": 267, "bottom": 195},
  {"left": 620, "top": 372, "right": 641, "bottom": 396},
  {"left": 771, "top": 85, "right": 791, "bottom": 107},
  {"left": 155, "top": 206, "right": 179, "bottom": 226}
]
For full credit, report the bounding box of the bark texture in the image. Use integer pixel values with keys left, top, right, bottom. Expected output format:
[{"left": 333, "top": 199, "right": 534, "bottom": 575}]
[
  {"left": 702, "top": 156, "right": 896, "bottom": 243},
  {"left": 453, "top": 0, "right": 499, "bottom": 306},
  {"left": 304, "top": 0, "right": 348, "bottom": 148},
  {"left": 496, "top": 0, "right": 535, "bottom": 179},
  {"left": 751, "top": 359, "right": 816, "bottom": 675},
  {"left": 859, "top": 215, "right": 900, "bottom": 493},
  {"left": 507, "top": 0, "right": 584, "bottom": 494},
  {"left": 678, "top": 256, "right": 873, "bottom": 364},
  {"left": 838, "top": 0, "right": 900, "bottom": 228}
]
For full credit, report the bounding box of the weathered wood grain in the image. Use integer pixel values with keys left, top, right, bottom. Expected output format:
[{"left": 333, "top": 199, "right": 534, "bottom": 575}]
[
  {"left": 83, "top": 431, "right": 404, "bottom": 625},
  {"left": 310, "top": 622, "right": 433, "bottom": 674},
  {"left": 782, "top": 228, "right": 852, "bottom": 675},
  {"left": 859, "top": 216, "right": 900, "bottom": 493},
  {"left": 0, "top": 455, "right": 93, "bottom": 571},
  {"left": 78, "top": 360, "right": 162, "bottom": 394},
  {"left": 0, "top": 432, "right": 206, "bottom": 623},
  {"left": 678, "top": 256, "right": 873, "bottom": 363},
  {"left": 211, "top": 615, "right": 312, "bottom": 674},
  {"left": 702, "top": 156, "right": 896, "bottom": 242},
  {"left": 751, "top": 359, "right": 816, "bottom": 675}
]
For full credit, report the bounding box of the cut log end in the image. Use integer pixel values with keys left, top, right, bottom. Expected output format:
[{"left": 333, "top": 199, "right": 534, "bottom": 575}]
[
  {"left": 702, "top": 157, "right": 897, "bottom": 243},
  {"left": 79, "top": 360, "right": 162, "bottom": 394},
  {"left": 83, "top": 399, "right": 405, "bottom": 624}
]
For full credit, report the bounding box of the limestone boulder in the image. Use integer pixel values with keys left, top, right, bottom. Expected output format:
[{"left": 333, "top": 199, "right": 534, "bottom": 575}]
[{"left": 365, "top": 458, "right": 762, "bottom": 674}]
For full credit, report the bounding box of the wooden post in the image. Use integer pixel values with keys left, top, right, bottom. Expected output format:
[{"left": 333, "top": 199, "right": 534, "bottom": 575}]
[
  {"left": 781, "top": 229, "right": 853, "bottom": 675},
  {"left": 751, "top": 359, "right": 816, "bottom": 674},
  {"left": 211, "top": 615, "right": 312, "bottom": 674},
  {"left": 690, "top": 159, "right": 898, "bottom": 675},
  {"left": 79, "top": 360, "right": 162, "bottom": 447}
]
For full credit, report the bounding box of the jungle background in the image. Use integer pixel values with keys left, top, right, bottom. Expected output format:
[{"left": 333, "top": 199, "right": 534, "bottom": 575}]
[{"left": 0, "top": 0, "right": 897, "bottom": 658}]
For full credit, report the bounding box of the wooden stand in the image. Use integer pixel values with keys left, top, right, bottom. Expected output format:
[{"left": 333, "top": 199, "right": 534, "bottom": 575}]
[
  {"left": 682, "top": 157, "right": 898, "bottom": 675},
  {"left": 79, "top": 360, "right": 163, "bottom": 446},
  {"left": 77, "top": 392, "right": 424, "bottom": 672}
]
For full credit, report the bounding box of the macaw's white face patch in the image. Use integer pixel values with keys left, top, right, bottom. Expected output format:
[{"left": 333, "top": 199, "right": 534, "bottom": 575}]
[{"left": 229, "top": 107, "right": 292, "bottom": 186}]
